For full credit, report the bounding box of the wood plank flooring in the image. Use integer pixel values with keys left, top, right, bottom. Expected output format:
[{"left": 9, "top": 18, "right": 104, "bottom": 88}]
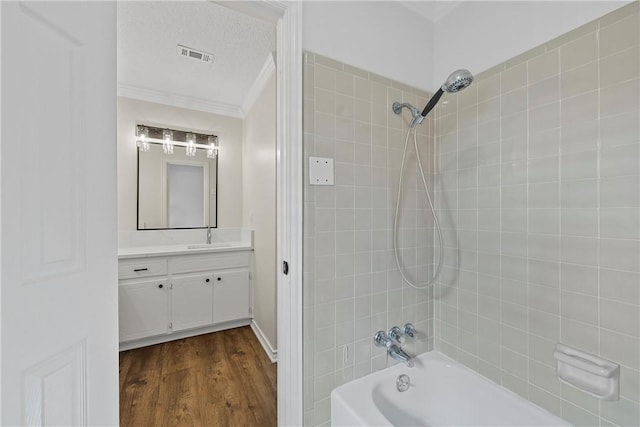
[{"left": 119, "top": 326, "right": 277, "bottom": 427}]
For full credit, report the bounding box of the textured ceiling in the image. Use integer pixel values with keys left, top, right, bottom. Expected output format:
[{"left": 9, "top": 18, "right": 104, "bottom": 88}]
[{"left": 117, "top": 1, "right": 275, "bottom": 109}]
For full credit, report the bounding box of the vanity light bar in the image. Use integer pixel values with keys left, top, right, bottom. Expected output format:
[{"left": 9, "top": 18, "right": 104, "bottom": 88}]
[
  {"left": 141, "top": 137, "right": 218, "bottom": 151},
  {"left": 136, "top": 125, "right": 219, "bottom": 153}
]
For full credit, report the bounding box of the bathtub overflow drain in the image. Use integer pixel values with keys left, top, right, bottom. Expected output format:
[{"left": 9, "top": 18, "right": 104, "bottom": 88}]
[{"left": 396, "top": 374, "right": 410, "bottom": 392}]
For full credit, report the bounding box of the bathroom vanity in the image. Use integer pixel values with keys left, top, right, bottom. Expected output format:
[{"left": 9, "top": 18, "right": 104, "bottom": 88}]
[{"left": 118, "top": 229, "right": 253, "bottom": 350}]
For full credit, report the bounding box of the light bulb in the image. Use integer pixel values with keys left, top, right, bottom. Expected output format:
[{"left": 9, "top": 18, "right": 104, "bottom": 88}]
[
  {"left": 162, "top": 129, "right": 174, "bottom": 154},
  {"left": 186, "top": 132, "right": 197, "bottom": 157},
  {"left": 207, "top": 135, "right": 218, "bottom": 159},
  {"left": 136, "top": 126, "right": 150, "bottom": 152}
]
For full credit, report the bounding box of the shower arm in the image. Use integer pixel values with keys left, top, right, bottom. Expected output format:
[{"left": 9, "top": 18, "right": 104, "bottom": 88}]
[{"left": 392, "top": 102, "right": 426, "bottom": 128}]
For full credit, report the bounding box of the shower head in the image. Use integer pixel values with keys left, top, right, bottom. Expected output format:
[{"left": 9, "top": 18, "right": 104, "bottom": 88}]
[
  {"left": 418, "top": 69, "right": 474, "bottom": 121},
  {"left": 442, "top": 69, "right": 474, "bottom": 93}
]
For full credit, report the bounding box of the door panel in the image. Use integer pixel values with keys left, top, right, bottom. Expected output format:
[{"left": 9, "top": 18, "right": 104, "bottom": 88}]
[
  {"left": 172, "top": 273, "right": 214, "bottom": 331},
  {"left": 213, "top": 269, "right": 250, "bottom": 323},
  {"left": 1, "top": 2, "right": 118, "bottom": 425},
  {"left": 119, "top": 279, "right": 169, "bottom": 342}
]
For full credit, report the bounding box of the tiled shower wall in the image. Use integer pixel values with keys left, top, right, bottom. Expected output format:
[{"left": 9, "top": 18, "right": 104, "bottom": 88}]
[
  {"left": 303, "top": 52, "right": 435, "bottom": 426},
  {"left": 434, "top": 2, "right": 640, "bottom": 426}
]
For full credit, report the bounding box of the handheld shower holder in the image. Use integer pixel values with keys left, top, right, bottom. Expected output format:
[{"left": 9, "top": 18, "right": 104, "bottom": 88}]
[{"left": 392, "top": 102, "right": 425, "bottom": 128}]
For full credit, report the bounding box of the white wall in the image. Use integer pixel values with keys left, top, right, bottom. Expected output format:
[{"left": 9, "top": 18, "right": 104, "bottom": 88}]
[
  {"left": 303, "top": 1, "right": 434, "bottom": 92},
  {"left": 117, "top": 97, "right": 243, "bottom": 231},
  {"left": 242, "top": 70, "right": 278, "bottom": 354},
  {"left": 434, "top": 1, "right": 631, "bottom": 87}
]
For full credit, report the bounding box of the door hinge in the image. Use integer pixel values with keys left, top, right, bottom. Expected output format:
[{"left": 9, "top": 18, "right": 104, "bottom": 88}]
[
  {"left": 282, "top": 260, "right": 289, "bottom": 275},
  {"left": 249, "top": 272, "right": 253, "bottom": 280},
  {"left": 169, "top": 322, "right": 173, "bottom": 329},
  {"left": 249, "top": 307, "right": 253, "bottom": 315},
  {"left": 170, "top": 283, "right": 173, "bottom": 289}
]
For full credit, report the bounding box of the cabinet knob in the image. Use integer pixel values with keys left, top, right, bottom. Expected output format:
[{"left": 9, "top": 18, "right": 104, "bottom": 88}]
[
  {"left": 205, "top": 278, "right": 210, "bottom": 283},
  {"left": 158, "top": 284, "right": 163, "bottom": 289},
  {"left": 217, "top": 277, "right": 222, "bottom": 281}
]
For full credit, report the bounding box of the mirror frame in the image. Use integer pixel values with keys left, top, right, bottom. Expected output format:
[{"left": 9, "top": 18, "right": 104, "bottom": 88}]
[{"left": 136, "top": 139, "right": 218, "bottom": 231}]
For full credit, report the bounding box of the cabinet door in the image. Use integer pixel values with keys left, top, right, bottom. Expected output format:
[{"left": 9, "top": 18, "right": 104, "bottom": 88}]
[
  {"left": 213, "top": 269, "right": 250, "bottom": 324},
  {"left": 172, "top": 272, "right": 214, "bottom": 332},
  {"left": 119, "top": 278, "right": 168, "bottom": 342}
]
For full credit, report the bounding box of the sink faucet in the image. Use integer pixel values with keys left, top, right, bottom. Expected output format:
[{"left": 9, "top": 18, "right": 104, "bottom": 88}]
[
  {"left": 206, "top": 225, "right": 212, "bottom": 244},
  {"left": 374, "top": 329, "right": 415, "bottom": 368}
]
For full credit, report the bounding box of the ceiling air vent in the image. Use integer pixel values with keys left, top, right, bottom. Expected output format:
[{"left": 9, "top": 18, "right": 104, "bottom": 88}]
[{"left": 176, "top": 44, "right": 214, "bottom": 65}]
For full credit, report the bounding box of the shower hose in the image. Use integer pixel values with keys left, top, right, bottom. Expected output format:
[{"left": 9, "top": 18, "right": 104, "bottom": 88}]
[{"left": 393, "top": 123, "right": 444, "bottom": 290}]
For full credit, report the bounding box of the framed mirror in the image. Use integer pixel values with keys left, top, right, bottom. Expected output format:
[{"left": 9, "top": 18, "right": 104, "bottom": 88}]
[{"left": 137, "top": 125, "right": 218, "bottom": 230}]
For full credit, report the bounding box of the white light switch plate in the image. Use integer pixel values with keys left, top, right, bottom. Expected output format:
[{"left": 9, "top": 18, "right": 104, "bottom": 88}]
[{"left": 309, "top": 157, "right": 334, "bottom": 186}]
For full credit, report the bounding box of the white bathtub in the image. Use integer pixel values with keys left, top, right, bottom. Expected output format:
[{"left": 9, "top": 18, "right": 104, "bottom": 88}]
[{"left": 331, "top": 351, "right": 570, "bottom": 426}]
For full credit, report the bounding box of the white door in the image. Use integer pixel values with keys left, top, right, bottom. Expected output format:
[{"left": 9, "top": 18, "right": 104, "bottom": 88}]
[
  {"left": 1, "top": 2, "right": 118, "bottom": 425},
  {"left": 172, "top": 272, "right": 213, "bottom": 331}
]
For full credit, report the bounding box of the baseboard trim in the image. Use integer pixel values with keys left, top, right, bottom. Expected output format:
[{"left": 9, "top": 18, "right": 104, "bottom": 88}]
[
  {"left": 250, "top": 320, "right": 278, "bottom": 363},
  {"left": 119, "top": 319, "right": 251, "bottom": 352}
]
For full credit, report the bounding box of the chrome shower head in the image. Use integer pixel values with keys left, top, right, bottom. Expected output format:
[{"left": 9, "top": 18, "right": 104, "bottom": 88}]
[
  {"left": 442, "top": 69, "right": 474, "bottom": 93},
  {"left": 417, "top": 69, "right": 474, "bottom": 121}
]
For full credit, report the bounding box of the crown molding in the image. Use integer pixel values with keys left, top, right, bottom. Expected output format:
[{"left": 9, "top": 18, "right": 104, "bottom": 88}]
[
  {"left": 213, "top": 0, "right": 287, "bottom": 23},
  {"left": 117, "top": 83, "right": 244, "bottom": 118},
  {"left": 241, "top": 53, "right": 276, "bottom": 115}
]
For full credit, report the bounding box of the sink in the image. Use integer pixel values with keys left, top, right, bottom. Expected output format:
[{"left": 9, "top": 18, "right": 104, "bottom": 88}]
[{"left": 187, "top": 243, "right": 231, "bottom": 250}]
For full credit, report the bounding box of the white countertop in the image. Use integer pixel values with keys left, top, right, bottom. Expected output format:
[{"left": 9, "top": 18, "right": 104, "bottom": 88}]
[{"left": 118, "top": 241, "right": 253, "bottom": 259}]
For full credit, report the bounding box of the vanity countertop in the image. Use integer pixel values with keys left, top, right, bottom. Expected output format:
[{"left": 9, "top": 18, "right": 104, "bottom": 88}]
[{"left": 118, "top": 241, "right": 253, "bottom": 259}]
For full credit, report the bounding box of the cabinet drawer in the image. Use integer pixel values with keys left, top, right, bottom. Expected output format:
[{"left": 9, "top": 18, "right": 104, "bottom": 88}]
[
  {"left": 118, "top": 258, "right": 168, "bottom": 279},
  {"left": 170, "top": 251, "right": 250, "bottom": 274}
]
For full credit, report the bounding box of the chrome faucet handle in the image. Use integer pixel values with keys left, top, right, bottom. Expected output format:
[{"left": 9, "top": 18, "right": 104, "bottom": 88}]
[
  {"left": 374, "top": 331, "right": 390, "bottom": 347},
  {"left": 403, "top": 323, "right": 416, "bottom": 338},
  {"left": 388, "top": 326, "right": 404, "bottom": 343}
]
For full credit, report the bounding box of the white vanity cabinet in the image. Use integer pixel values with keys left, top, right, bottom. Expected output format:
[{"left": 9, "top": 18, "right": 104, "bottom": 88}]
[
  {"left": 118, "top": 249, "right": 252, "bottom": 350},
  {"left": 119, "top": 277, "right": 169, "bottom": 342},
  {"left": 171, "top": 272, "right": 214, "bottom": 332},
  {"left": 118, "top": 258, "right": 170, "bottom": 342},
  {"left": 212, "top": 269, "right": 251, "bottom": 323}
]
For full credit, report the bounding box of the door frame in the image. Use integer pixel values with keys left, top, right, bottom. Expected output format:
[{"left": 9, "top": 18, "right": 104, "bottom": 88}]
[
  {"left": 0, "top": 1, "right": 304, "bottom": 424},
  {"left": 272, "top": 3, "right": 303, "bottom": 426},
  {"left": 222, "top": 1, "right": 304, "bottom": 425}
]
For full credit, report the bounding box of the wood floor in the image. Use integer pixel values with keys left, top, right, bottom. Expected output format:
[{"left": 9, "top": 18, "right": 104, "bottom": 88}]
[{"left": 119, "top": 326, "right": 277, "bottom": 427}]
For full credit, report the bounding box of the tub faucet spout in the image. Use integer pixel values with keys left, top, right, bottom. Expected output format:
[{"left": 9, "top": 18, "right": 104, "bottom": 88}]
[
  {"left": 374, "top": 330, "right": 415, "bottom": 368},
  {"left": 388, "top": 343, "right": 414, "bottom": 368}
]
